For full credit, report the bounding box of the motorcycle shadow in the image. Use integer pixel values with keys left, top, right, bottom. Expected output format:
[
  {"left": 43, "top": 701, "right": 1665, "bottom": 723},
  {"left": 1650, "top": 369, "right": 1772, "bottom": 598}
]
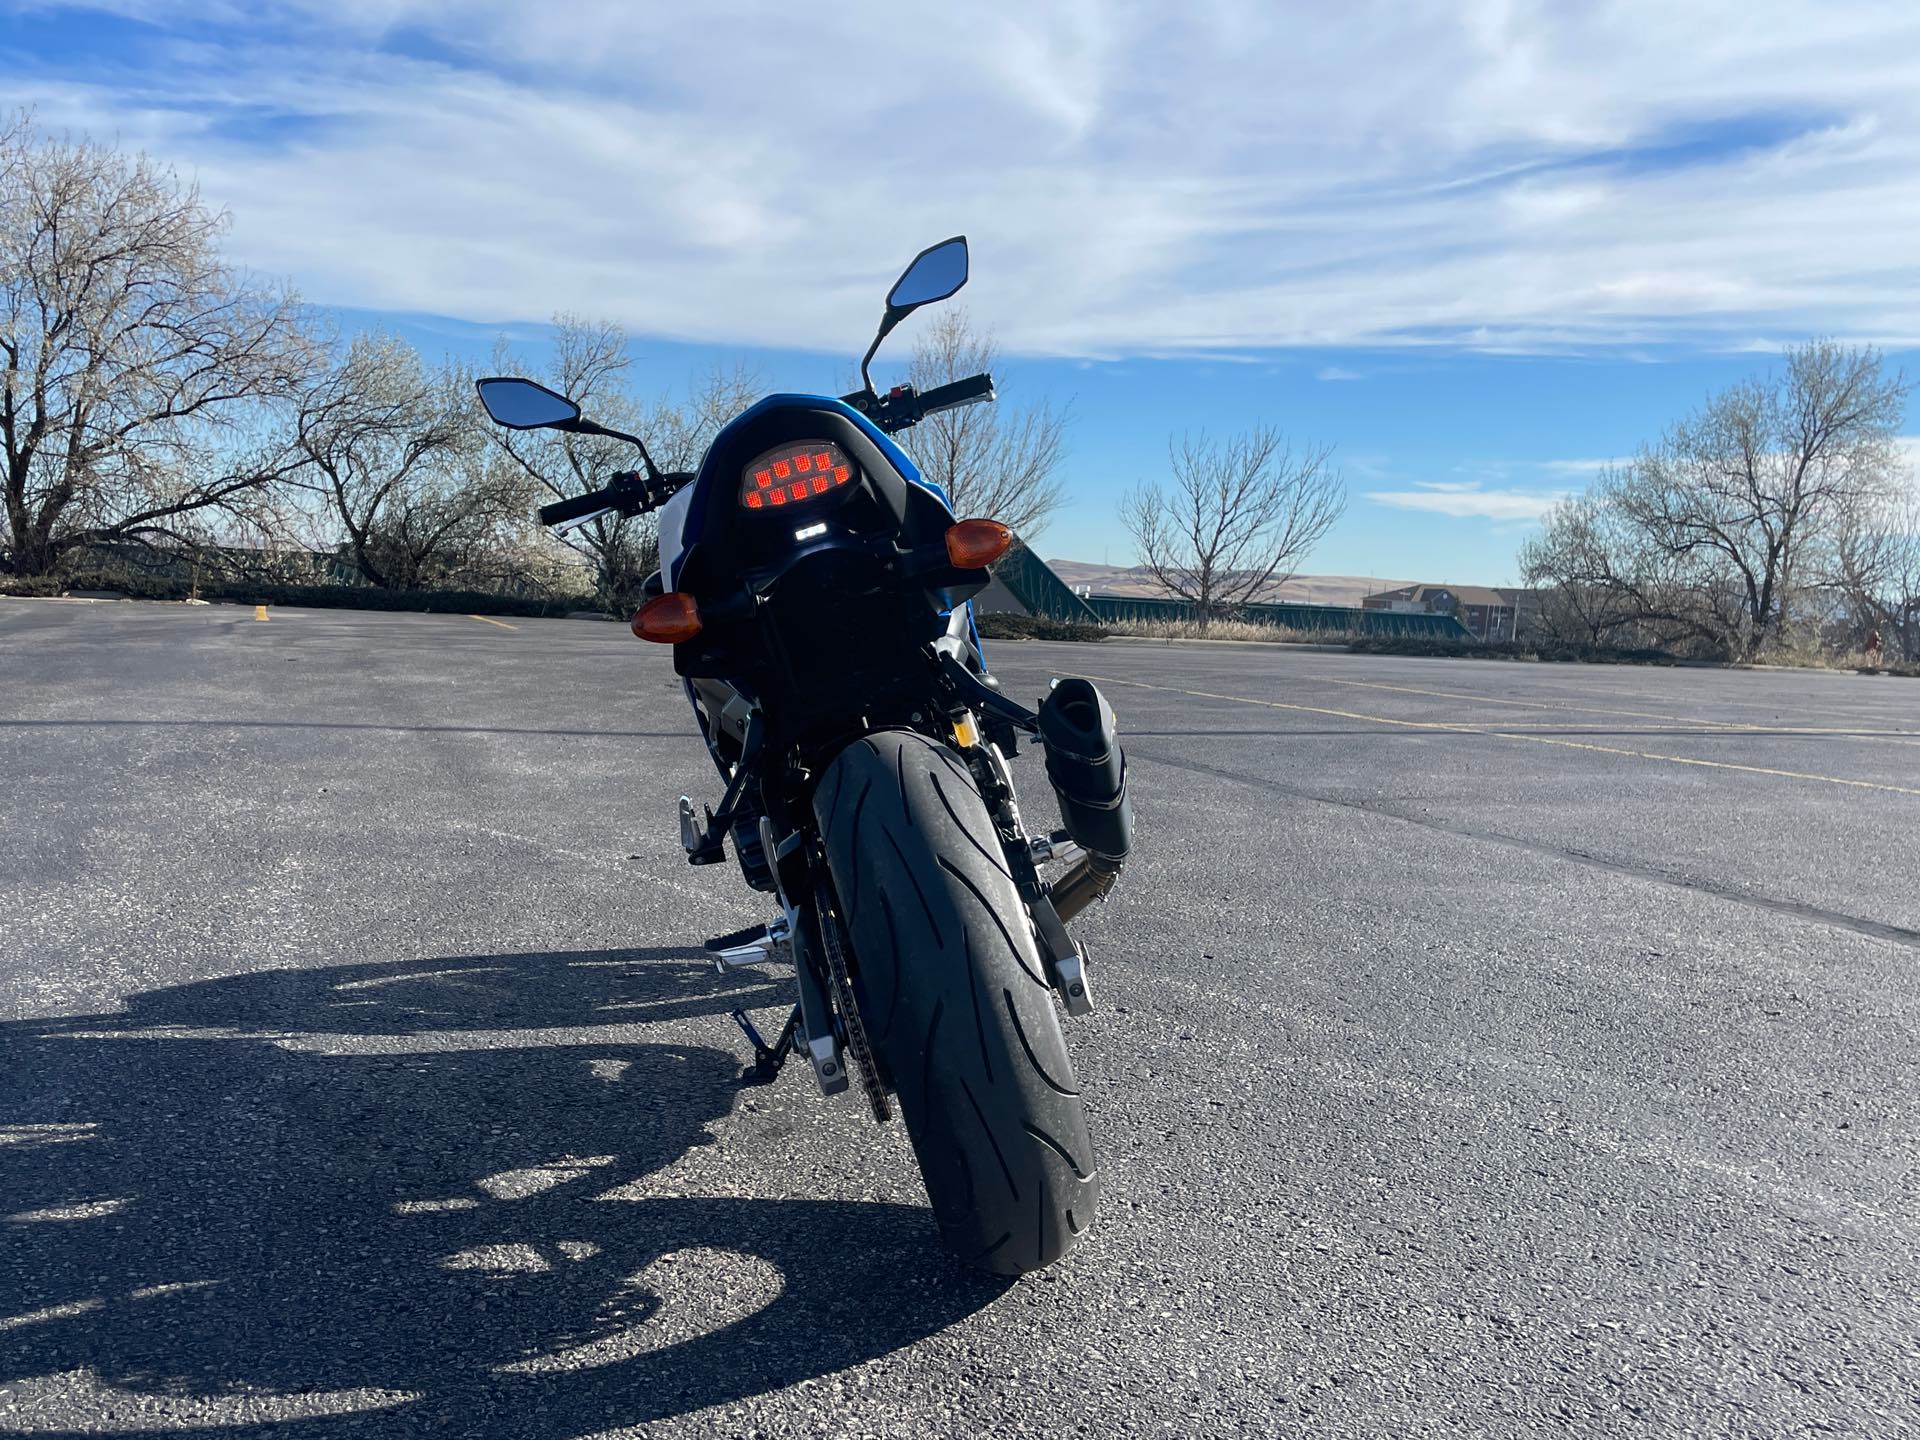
[{"left": 1, "top": 948, "right": 1011, "bottom": 1437}]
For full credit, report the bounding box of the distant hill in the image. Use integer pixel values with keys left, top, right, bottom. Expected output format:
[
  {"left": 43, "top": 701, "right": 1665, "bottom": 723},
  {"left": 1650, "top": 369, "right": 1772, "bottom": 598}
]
[{"left": 1045, "top": 560, "right": 1419, "bottom": 609}]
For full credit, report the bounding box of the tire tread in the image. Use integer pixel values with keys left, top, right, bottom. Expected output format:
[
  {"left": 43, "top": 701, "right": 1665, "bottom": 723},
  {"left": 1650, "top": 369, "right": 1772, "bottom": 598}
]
[{"left": 815, "top": 728, "right": 1099, "bottom": 1274}]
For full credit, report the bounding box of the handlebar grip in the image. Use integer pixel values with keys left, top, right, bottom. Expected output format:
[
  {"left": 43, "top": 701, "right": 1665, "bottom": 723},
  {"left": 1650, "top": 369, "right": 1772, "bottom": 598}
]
[
  {"left": 538, "top": 490, "right": 617, "bottom": 526},
  {"left": 538, "top": 472, "right": 648, "bottom": 527},
  {"left": 917, "top": 372, "right": 996, "bottom": 415}
]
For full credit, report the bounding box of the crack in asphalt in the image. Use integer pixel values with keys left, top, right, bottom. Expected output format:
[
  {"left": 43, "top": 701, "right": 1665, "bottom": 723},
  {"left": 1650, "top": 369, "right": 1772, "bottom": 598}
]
[{"left": 1129, "top": 745, "right": 1920, "bottom": 954}]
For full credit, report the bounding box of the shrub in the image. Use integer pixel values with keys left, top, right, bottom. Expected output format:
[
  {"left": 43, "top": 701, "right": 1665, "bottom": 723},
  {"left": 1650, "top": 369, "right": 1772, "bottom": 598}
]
[
  {"left": 1346, "top": 635, "right": 1678, "bottom": 664},
  {"left": 1103, "top": 617, "right": 1359, "bottom": 644},
  {"left": 0, "top": 569, "right": 577, "bottom": 618},
  {"left": 973, "top": 611, "right": 1109, "bottom": 642},
  {"left": 0, "top": 574, "right": 71, "bottom": 597}
]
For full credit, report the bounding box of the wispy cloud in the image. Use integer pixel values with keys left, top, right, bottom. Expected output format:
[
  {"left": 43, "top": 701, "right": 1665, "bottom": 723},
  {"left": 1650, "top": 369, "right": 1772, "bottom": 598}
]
[
  {"left": 1536, "top": 457, "right": 1621, "bottom": 475},
  {"left": 1316, "top": 365, "right": 1363, "bottom": 381},
  {"left": 1367, "top": 481, "right": 1564, "bottom": 522},
  {"left": 5, "top": 2, "right": 1920, "bottom": 356}
]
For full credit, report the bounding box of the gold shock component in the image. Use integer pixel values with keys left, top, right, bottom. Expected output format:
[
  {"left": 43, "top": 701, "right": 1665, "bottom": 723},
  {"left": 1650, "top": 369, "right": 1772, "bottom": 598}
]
[{"left": 952, "top": 714, "right": 978, "bottom": 749}]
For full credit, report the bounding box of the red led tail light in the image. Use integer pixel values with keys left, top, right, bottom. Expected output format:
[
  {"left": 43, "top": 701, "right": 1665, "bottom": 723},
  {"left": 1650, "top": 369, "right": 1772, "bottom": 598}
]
[{"left": 742, "top": 442, "right": 854, "bottom": 511}]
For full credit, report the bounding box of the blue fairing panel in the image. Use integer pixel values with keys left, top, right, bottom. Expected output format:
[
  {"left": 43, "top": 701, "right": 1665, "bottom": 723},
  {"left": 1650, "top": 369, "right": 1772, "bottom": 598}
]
[
  {"left": 680, "top": 394, "right": 951, "bottom": 555},
  {"left": 669, "top": 390, "right": 989, "bottom": 672}
]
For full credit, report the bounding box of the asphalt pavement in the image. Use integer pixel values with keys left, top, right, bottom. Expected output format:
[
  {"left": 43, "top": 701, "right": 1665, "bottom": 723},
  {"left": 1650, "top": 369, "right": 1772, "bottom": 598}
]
[{"left": 2, "top": 598, "right": 1916, "bottom": 1438}]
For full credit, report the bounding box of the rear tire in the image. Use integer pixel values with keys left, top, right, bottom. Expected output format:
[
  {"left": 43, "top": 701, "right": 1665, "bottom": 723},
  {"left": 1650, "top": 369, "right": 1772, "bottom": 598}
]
[{"left": 815, "top": 729, "right": 1099, "bottom": 1274}]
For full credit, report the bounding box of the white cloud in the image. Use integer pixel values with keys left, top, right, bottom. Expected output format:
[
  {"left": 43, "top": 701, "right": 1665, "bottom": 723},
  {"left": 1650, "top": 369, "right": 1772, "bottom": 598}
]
[
  {"left": 1367, "top": 482, "right": 1563, "bottom": 521},
  {"left": 1316, "top": 365, "right": 1363, "bottom": 381},
  {"left": 1535, "top": 457, "right": 1621, "bottom": 475},
  {"left": 8, "top": 2, "right": 1920, "bottom": 356}
]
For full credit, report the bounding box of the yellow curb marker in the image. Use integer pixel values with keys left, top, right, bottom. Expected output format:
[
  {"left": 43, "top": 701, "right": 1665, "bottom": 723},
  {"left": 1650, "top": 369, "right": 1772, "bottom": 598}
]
[
  {"left": 253, "top": 605, "right": 269, "bottom": 622},
  {"left": 469, "top": 614, "right": 517, "bottom": 630},
  {"left": 1083, "top": 673, "right": 1920, "bottom": 800}
]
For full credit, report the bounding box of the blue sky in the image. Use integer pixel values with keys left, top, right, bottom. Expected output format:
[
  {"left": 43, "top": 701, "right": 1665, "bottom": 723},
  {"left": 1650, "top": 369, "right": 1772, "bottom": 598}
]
[{"left": 6, "top": 1, "right": 1918, "bottom": 584}]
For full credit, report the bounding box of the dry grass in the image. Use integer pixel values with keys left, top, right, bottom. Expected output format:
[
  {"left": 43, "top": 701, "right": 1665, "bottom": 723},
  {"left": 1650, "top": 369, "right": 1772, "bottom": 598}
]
[
  {"left": 1743, "top": 641, "right": 1920, "bottom": 677},
  {"left": 1104, "top": 617, "right": 1362, "bottom": 645}
]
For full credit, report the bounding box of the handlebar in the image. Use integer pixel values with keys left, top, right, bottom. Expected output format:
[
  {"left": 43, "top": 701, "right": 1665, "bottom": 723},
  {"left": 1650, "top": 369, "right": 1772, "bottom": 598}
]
[
  {"left": 539, "top": 480, "right": 633, "bottom": 527},
  {"left": 537, "top": 471, "right": 691, "bottom": 529},
  {"left": 918, "top": 373, "right": 996, "bottom": 416},
  {"left": 841, "top": 372, "right": 995, "bottom": 434},
  {"left": 537, "top": 369, "right": 997, "bottom": 530}
]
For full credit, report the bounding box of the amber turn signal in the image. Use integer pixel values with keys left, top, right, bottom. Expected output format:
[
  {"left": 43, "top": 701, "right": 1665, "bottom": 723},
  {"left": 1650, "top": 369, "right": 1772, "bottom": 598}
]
[
  {"left": 945, "top": 518, "right": 1012, "bottom": 569},
  {"left": 632, "top": 592, "right": 702, "bottom": 643}
]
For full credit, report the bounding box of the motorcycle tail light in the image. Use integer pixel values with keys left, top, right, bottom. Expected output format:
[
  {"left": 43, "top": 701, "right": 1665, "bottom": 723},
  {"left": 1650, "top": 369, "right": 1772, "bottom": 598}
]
[
  {"left": 742, "top": 441, "right": 853, "bottom": 510},
  {"left": 945, "top": 518, "right": 1012, "bottom": 569}
]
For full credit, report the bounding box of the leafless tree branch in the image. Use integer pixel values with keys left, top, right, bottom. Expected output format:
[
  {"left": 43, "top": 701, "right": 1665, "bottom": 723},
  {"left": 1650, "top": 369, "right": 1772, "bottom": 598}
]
[
  {"left": 1119, "top": 425, "right": 1344, "bottom": 625},
  {"left": 893, "top": 307, "right": 1069, "bottom": 539},
  {"left": 2, "top": 112, "right": 321, "bottom": 576}
]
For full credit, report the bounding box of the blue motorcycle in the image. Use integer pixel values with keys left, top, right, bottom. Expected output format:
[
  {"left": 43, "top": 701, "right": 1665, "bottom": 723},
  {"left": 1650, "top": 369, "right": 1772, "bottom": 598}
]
[{"left": 476, "top": 238, "right": 1132, "bottom": 1273}]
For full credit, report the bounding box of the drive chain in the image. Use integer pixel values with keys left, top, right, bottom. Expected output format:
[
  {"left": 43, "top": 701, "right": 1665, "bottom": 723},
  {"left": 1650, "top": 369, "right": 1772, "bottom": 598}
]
[{"left": 816, "top": 883, "right": 891, "bottom": 1124}]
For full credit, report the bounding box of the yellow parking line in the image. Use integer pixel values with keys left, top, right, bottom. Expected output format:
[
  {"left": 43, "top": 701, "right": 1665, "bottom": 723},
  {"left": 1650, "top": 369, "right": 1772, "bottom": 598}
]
[
  {"left": 1305, "top": 672, "right": 1920, "bottom": 741},
  {"left": 1084, "top": 673, "right": 1920, "bottom": 799},
  {"left": 468, "top": 614, "right": 517, "bottom": 630},
  {"left": 1409, "top": 722, "right": 1911, "bottom": 736},
  {"left": 253, "top": 605, "right": 269, "bottom": 622}
]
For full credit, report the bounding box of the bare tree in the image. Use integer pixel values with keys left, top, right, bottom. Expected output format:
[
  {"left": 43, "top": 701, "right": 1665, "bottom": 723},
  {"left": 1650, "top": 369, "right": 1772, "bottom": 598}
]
[
  {"left": 1119, "top": 426, "right": 1344, "bottom": 624},
  {"left": 485, "top": 317, "right": 653, "bottom": 612},
  {"left": 1, "top": 113, "right": 318, "bottom": 576},
  {"left": 295, "top": 334, "right": 534, "bottom": 590},
  {"left": 643, "top": 363, "right": 763, "bottom": 474},
  {"left": 1837, "top": 476, "right": 1920, "bottom": 661},
  {"left": 893, "top": 307, "right": 1068, "bottom": 538},
  {"left": 1608, "top": 341, "right": 1905, "bottom": 656},
  {"left": 1520, "top": 487, "right": 1737, "bottom": 654},
  {"left": 486, "top": 318, "right": 760, "bottom": 613}
]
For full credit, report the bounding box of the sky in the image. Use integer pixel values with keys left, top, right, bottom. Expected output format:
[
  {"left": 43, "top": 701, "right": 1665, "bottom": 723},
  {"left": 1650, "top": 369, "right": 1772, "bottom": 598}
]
[{"left": 4, "top": 0, "right": 1918, "bottom": 585}]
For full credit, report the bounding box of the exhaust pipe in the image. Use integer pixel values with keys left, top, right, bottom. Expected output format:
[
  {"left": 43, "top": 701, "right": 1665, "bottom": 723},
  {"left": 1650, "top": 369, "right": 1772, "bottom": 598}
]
[{"left": 1037, "top": 679, "right": 1132, "bottom": 919}]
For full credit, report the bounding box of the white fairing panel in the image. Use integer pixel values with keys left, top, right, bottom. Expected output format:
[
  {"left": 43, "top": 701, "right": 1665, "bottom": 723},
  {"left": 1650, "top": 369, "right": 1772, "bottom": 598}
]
[{"left": 657, "top": 482, "right": 697, "bottom": 588}]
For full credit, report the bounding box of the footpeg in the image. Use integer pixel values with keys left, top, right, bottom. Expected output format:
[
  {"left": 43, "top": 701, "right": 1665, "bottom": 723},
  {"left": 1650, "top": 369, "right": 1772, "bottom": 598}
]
[
  {"left": 705, "top": 915, "right": 791, "bottom": 973},
  {"left": 706, "top": 921, "right": 768, "bottom": 952}
]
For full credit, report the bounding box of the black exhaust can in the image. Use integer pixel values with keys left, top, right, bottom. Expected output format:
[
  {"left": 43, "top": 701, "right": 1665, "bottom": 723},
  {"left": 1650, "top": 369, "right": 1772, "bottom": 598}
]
[{"left": 1037, "top": 678, "right": 1133, "bottom": 869}]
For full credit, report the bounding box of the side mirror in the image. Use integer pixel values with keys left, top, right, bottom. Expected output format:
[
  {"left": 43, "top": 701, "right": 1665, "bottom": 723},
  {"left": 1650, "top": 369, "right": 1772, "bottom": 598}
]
[
  {"left": 886, "top": 236, "right": 969, "bottom": 314},
  {"left": 860, "top": 235, "right": 969, "bottom": 396},
  {"left": 475, "top": 377, "right": 582, "bottom": 430}
]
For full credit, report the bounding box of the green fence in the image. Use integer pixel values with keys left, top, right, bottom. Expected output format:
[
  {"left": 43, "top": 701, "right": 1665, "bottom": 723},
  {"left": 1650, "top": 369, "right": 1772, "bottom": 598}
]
[
  {"left": 989, "top": 537, "right": 1102, "bottom": 623},
  {"left": 987, "top": 542, "right": 1474, "bottom": 639}
]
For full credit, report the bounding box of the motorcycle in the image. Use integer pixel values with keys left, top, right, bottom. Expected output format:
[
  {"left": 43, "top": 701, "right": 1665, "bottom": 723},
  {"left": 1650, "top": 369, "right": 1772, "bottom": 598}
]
[{"left": 474, "top": 237, "right": 1133, "bottom": 1274}]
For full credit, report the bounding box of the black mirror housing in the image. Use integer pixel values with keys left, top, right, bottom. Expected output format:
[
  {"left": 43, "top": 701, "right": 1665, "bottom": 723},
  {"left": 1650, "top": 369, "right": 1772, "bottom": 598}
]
[
  {"left": 475, "top": 376, "right": 583, "bottom": 431},
  {"left": 886, "top": 236, "right": 969, "bottom": 315},
  {"left": 860, "top": 236, "right": 970, "bottom": 397}
]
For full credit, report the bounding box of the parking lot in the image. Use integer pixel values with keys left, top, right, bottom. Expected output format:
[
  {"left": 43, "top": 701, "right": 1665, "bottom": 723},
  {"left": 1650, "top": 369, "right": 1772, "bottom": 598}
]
[{"left": 3, "top": 599, "right": 1916, "bottom": 1437}]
